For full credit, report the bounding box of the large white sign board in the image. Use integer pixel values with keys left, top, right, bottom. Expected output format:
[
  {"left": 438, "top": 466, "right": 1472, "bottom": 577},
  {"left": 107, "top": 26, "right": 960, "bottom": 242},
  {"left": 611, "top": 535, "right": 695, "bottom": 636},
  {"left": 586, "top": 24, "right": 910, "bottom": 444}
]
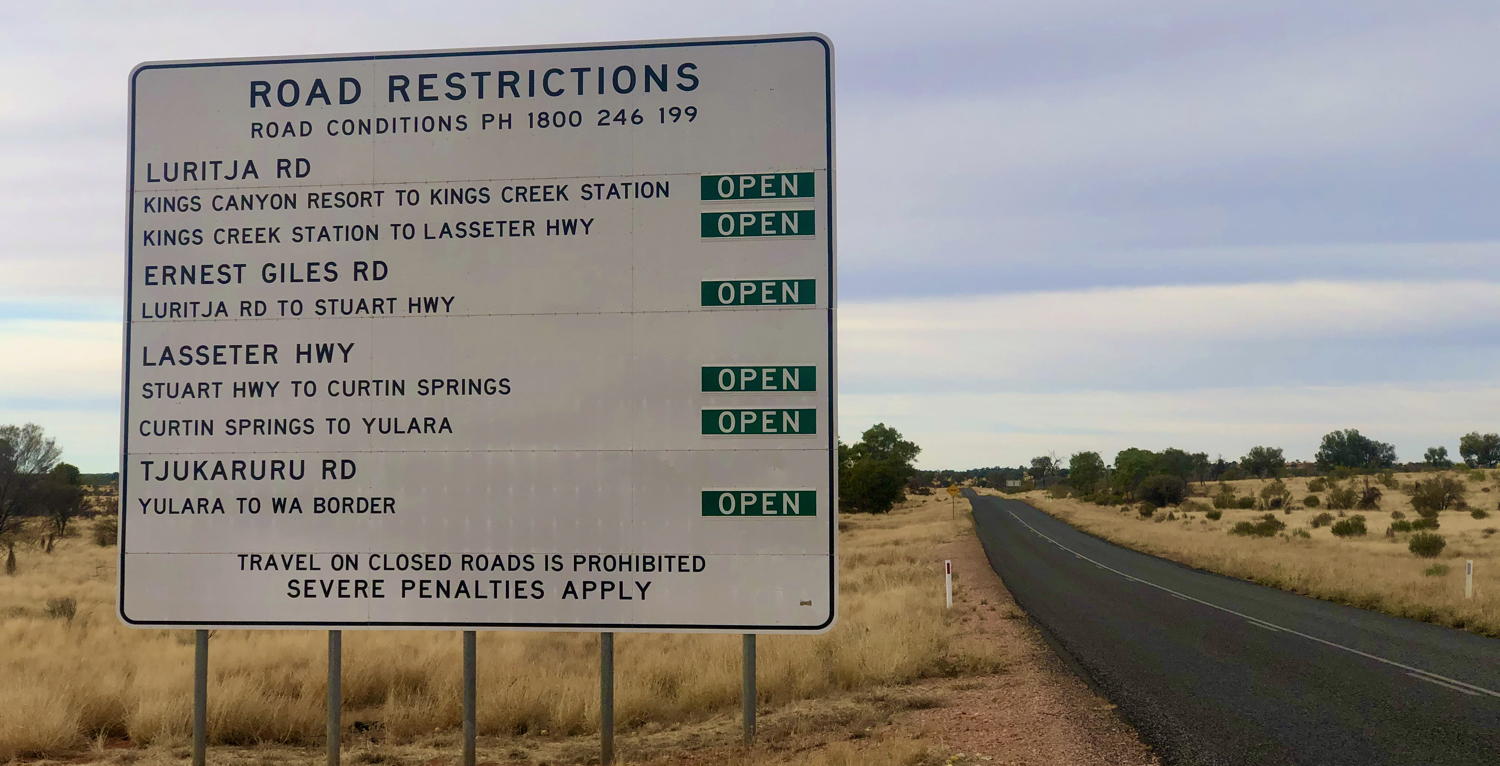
[{"left": 121, "top": 35, "right": 835, "bottom": 631}]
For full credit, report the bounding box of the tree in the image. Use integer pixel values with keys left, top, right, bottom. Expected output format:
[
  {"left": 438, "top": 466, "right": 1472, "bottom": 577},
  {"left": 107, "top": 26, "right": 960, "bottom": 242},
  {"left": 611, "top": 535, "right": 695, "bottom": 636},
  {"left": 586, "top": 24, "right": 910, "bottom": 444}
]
[
  {"left": 1157, "top": 448, "right": 1198, "bottom": 481},
  {"left": 1314, "top": 429, "right": 1396, "bottom": 471},
  {"left": 1424, "top": 446, "right": 1453, "bottom": 469},
  {"left": 1029, "top": 455, "right": 1058, "bottom": 488},
  {"left": 1241, "top": 446, "right": 1286, "bottom": 479},
  {"left": 1458, "top": 432, "right": 1500, "bottom": 469},
  {"left": 35, "top": 463, "right": 84, "bottom": 537},
  {"left": 838, "top": 424, "right": 921, "bottom": 514},
  {"left": 0, "top": 423, "right": 62, "bottom": 536},
  {"left": 1111, "top": 448, "right": 1160, "bottom": 499},
  {"left": 1068, "top": 451, "right": 1107, "bottom": 495},
  {"left": 1137, "top": 475, "right": 1186, "bottom": 507}
]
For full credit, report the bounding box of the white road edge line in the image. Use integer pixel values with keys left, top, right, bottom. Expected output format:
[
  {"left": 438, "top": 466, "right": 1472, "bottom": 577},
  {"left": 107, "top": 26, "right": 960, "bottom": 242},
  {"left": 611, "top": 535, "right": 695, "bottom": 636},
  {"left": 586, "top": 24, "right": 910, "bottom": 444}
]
[
  {"left": 1004, "top": 508, "right": 1500, "bottom": 700},
  {"left": 1408, "top": 672, "right": 1480, "bottom": 697}
]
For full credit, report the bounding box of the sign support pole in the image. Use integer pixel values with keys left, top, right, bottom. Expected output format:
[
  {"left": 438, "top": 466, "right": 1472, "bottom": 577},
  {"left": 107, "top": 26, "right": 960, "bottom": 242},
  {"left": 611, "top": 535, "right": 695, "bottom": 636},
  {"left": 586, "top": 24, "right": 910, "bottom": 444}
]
[
  {"left": 193, "top": 630, "right": 207, "bottom": 766},
  {"left": 742, "top": 634, "right": 756, "bottom": 745},
  {"left": 327, "top": 630, "right": 341, "bottom": 766},
  {"left": 463, "top": 631, "right": 477, "bottom": 766},
  {"left": 600, "top": 632, "right": 615, "bottom": 764}
]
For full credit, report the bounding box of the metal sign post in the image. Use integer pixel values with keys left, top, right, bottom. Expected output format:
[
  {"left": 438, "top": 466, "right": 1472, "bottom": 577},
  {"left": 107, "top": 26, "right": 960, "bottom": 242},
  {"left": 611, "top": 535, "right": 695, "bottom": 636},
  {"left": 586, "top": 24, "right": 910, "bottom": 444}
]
[
  {"left": 193, "top": 630, "right": 207, "bottom": 766},
  {"left": 327, "top": 630, "right": 342, "bottom": 766},
  {"left": 742, "top": 634, "right": 757, "bottom": 744},
  {"left": 463, "top": 631, "right": 477, "bottom": 766},
  {"left": 601, "top": 632, "right": 615, "bottom": 764}
]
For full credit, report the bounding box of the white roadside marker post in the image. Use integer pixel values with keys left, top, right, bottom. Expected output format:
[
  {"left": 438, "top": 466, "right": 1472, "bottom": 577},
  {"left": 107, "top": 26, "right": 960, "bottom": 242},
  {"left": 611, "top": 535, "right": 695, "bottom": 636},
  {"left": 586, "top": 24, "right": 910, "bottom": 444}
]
[
  {"left": 945, "top": 560, "right": 953, "bottom": 609},
  {"left": 1466, "top": 560, "right": 1474, "bottom": 600}
]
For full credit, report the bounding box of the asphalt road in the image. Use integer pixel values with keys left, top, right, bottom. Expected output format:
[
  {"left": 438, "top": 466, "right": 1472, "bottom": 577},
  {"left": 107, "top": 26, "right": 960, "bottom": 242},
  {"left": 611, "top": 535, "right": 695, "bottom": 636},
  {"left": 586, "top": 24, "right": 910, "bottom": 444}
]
[{"left": 968, "top": 492, "right": 1500, "bottom": 766}]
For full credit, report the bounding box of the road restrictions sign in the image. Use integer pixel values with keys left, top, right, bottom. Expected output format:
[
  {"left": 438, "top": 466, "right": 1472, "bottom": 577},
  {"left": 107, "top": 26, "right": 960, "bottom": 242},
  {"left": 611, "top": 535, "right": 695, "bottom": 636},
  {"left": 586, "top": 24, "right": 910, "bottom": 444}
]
[{"left": 120, "top": 34, "right": 836, "bottom": 631}]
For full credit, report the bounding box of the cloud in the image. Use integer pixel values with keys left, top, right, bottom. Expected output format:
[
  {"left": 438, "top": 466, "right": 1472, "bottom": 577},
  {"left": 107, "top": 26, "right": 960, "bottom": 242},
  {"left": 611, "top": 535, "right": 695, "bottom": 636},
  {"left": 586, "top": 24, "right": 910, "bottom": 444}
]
[{"left": 839, "top": 279, "right": 1500, "bottom": 392}]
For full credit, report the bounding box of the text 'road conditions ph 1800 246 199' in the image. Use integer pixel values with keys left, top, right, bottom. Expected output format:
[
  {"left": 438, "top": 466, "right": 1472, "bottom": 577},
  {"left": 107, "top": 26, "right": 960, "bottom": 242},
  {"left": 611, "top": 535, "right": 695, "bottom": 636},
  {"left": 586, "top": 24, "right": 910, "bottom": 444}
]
[{"left": 120, "top": 35, "right": 836, "bottom": 632}]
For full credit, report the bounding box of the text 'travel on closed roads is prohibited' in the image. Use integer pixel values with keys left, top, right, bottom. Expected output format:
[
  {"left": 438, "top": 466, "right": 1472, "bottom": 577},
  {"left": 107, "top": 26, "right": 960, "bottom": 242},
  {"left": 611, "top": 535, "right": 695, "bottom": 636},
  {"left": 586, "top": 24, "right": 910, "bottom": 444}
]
[{"left": 120, "top": 34, "right": 836, "bottom": 631}]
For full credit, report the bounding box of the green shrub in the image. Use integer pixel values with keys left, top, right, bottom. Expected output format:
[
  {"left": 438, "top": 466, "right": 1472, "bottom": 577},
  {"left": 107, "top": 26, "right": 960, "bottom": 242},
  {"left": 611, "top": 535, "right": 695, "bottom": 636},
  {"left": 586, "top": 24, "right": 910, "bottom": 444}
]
[
  {"left": 1330, "top": 515, "right": 1368, "bottom": 537},
  {"left": 1472, "top": 508, "right": 1491, "bottom": 520},
  {"left": 1390, "top": 510, "right": 1405, "bottom": 520},
  {"left": 1423, "top": 563, "right": 1450, "bottom": 577},
  {"left": 1388, "top": 520, "right": 1413, "bottom": 533},
  {"left": 1303, "top": 494, "right": 1320, "bottom": 508},
  {"left": 1205, "top": 509, "right": 1223, "bottom": 521},
  {"left": 1236, "top": 496, "right": 1258, "bottom": 509},
  {"left": 44, "top": 597, "right": 76, "bottom": 622},
  {"left": 1291, "top": 528, "right": 1311, "bottom": 539},
  {"left": 1307, "top": 477, "right": 1328, "bottom": 493},
  {"left": 93, "top": 516, "right": 118, "bottom": 547},
  {"left": 1231, "top": 514, "right": 1285, "bottom": 537},
  {"left": 1357, "top": 484, "right": 1382, "bottom": 510},
  {"left": 1137, "top": 502, "right": 1156, "bottom": 518},
  {"left": 1259, "top": 479, "right": 1292, "bottom": 510},
  {"left": 1213, "top": 484, "right": 1237, "bottom": 509},
  {"left": 1409, "top": 517, "right": 1440, "bottom": 531},
  {"left": 1309, "top": 512, "right": 1336, "bottom": 528},
  {"left": 1326, "top": 485, "right": 1358, "bottom": 510},
  {"left": 1409, "top": 476, "right": 1465, "bottom": 517},
  {"left": 1408, "top": 532, "right": 1446, "bottom": 558},
  {"left": 1137, "top": 475, "right": 1187, "bottom": 507}
]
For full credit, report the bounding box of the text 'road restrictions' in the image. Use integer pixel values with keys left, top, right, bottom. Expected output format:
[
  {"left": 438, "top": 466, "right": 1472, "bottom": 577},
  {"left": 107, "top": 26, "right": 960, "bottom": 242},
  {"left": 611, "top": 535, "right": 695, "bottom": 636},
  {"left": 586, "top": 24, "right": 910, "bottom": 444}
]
[{"left": 121, "top": 35, "right": 835, "bottom": 631}]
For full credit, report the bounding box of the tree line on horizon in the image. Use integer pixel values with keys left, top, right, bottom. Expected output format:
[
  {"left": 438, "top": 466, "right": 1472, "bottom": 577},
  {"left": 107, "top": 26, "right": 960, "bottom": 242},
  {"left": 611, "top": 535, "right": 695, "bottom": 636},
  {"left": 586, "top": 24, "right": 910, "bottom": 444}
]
[{"left": 917, "top": 429, "right": 1500, "bottom": 503}]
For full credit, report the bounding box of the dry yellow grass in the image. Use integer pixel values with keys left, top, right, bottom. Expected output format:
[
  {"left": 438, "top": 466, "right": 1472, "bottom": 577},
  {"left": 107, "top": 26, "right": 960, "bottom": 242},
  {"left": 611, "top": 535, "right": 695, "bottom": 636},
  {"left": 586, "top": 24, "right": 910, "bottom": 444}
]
[
  {"left": 1007, "top": 469, "right": 1500, "bottom": 636},
  {"left": 0, "top": 493, "right": 998, "bottom": 763}
]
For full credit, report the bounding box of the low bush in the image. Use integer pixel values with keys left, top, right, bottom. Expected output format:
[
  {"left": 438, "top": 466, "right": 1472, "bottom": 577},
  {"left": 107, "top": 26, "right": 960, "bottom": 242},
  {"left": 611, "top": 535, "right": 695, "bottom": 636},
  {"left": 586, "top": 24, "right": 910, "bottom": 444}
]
[
  {"left": 1388, "top": 520, "right": 1413, "bottom": 533},
  {"left": 1307, "top": 477, "right": 1328, "bottom": 493},
  {"left": 1137, "top": 502, "right": 1156, "bottom": 518},
  {"left": 1410, "top": 517, "right": 1440, "bottom": 531},
  {"left": 44, "top": 597, "right": 76, "bottom": 622},
  {"left": 1390, "top": 510, "right": 1406, "bottom": 520},
  {"left": 1205, "top": 509, "right": 1222, "bottom": 521},
  {"left": 1212, "top": 484, "right": 1237, "bottom": 509},
  {"left": 1236, "top": 496, "right": 1258, "bottom": 509},
  {"left": 1357, "top": 484, "right": 1382, "bottom": 510},
  {"left": 1180, "top": 499, "right": 1210, "bottom": 514},
  {"left": 1309, "top": 512, "right": 1336, "bottom": 528},
  {"left": 1423, "top": 563, "right": 1450, "bottom": 577},
  {"left": 1303, "top": 494, "right": 1321, "bottom": 508},
  {"left": 1230, "top": 514, "right": 1285, "bottom": 538},
  {"left": 1378, "top": 471, "right": 1399, "bottom": 489},
  {"left": 1409, "top": 532, "right": 1447, "bottom": 558},
  {"left": 1330, "top": 515, "right": 1368, "bottom": 537},
  {"left": 93, "top": 516, "right": 118, "bottom": 547},
  {"left": 1326, "top": 485, "right": 1358, "bottom": 510},
  {"left": 1409, "top": 476, "right": 1465, "bottom": 517},
  {"left": 1291, "top": 528, "right": 1311, "bottom": 539},
  {"left": 1259, "top": 479, "right": 1292, "bottom": 510},
  {"left": 1473, "top": 508, "right": 1491, "bottom": 520}
]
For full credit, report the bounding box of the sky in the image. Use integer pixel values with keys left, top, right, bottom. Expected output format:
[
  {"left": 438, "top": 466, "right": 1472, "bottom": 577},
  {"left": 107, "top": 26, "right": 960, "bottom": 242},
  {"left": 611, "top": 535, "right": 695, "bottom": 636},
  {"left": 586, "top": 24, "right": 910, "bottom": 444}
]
[{"left": 3, "top": 1, "right": 1500, "bottom": 471}]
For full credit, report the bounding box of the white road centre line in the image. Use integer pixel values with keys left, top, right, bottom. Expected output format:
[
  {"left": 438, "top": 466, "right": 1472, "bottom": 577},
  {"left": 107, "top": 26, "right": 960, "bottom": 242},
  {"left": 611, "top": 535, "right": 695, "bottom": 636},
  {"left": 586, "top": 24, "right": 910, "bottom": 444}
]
[{"left": 1003, "top": 508, "right": 1500, "bottom": 701}]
